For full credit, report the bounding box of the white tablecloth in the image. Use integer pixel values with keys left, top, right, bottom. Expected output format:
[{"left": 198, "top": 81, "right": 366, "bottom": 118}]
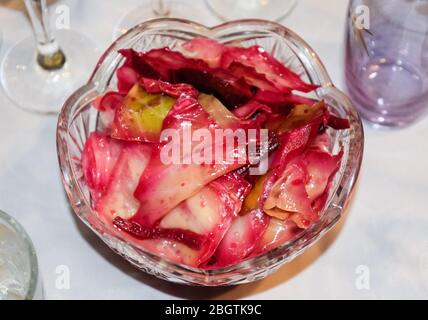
[{"left": 0, "top": 0, "right": 427, "bottom": 300}]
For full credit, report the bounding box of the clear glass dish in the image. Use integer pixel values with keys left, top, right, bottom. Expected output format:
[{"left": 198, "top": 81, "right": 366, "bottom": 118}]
[{"left": 57, "top": 18, "right": 364, "bottom": 286}]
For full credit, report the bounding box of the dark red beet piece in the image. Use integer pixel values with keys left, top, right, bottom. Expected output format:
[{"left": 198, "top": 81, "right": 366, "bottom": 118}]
[
  {"left": 113, "top": 217, "right": 205, "bottom": 250},
  {"left": 171, "top": 68, "right": 253, "bottom": 108},
  {"left": 327, "top": 114, "right": 351, "bottom": 130},
  {"left": 139, "top": 77, "right": 199, "bottom": 98},
  {"left": 254, "top": 90, "right": 316, "bottom": 112},
  {"left": 142, "top": 48, "right": 210, "bottom": 81},
  {"left": 119, "top": 49, "right": 160, "bottom": 79},
  {"left": 117, "top": 49, "right": 162, "bottom": 93}
]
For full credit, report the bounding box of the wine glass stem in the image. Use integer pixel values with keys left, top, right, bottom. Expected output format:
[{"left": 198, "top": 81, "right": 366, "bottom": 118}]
[
  {"left": 24, "top": 0, "right": 65, "bottom": 70},
  {"left": 152, "top": 0, "right": 170, "bottom": 16}
]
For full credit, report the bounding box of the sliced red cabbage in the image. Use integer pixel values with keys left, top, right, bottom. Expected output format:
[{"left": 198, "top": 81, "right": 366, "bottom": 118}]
[
  {"left": 131, "top": 95, "right": 248, "bottom": 227},
  {"left": 82, "top": 132, "right": 124, "bottom": 203},
  {"left": 209, "top": 209, "right": 269, "bottom": 268},
  {"left": 114, "top": 172, "right": 251, "bottom": 267},
  {"left": 221, "top": 45, "right": 318, "bottom": 93}
]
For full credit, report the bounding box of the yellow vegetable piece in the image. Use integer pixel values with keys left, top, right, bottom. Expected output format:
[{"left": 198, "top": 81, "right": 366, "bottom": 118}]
[
  {"left": 125, "top": 84, "right": 176, "bottom": 135},
  {"left": 267, "top": 100, "right": 326, "bottom": 134},
  {"left": 242, "top": 174, "right": 269, "bottom": 212}
]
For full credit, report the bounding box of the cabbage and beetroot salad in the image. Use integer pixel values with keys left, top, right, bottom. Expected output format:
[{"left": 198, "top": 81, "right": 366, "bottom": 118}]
[{"left": 82, "top": 38, "right": 349, "bottom": 269}]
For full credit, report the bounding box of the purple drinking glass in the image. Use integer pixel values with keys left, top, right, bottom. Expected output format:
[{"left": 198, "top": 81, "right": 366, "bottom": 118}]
[{"left": 346, "top": 0, "right": 428, "bottom": 127}]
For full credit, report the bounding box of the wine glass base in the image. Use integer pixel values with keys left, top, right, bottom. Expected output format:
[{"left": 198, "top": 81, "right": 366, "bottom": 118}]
[
  {"left": 113, "top": 1, "right": 205, "bottom": 40},
  {"left": 205, "top": 0, "right": 297, "bottom": 21},
  {"left": 0, "top": 30, "right": 99, "bottom": 115}
]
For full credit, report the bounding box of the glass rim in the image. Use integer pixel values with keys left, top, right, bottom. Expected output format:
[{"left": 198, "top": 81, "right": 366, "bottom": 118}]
[{"left": 0, "top": 210, "right": 39, "bottom": 299}]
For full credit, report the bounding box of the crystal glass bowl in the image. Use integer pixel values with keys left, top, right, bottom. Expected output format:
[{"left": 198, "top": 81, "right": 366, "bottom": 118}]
[{"left": 57, "top": 18, "right": 364, "bottom": 286}]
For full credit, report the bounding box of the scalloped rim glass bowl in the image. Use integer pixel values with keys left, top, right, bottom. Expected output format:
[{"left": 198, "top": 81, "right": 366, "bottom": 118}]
[{"left": 57, "top": 18, "right": 364, "bottom": 286}]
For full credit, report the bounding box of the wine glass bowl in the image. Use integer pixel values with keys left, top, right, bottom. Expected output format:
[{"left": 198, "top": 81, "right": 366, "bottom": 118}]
[
  {"left": 57, "top": 18, "right": 364, "bottom": 286},
  {"left": 205, "top": 0, "right": 297, "bottom": 21},
  {"left": 112, "top": 0, "right": 204, "bottom": 40}
]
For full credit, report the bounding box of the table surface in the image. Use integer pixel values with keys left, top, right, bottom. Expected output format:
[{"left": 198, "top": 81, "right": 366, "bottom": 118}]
[{"left": 0, "top": 0, "right": 427, "bottom": 300}]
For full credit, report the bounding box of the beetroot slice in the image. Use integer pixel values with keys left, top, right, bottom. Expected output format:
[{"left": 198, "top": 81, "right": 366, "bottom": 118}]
[
  {"left": 254, "top": 90, "right": 316, "bottom": 113},
  {"left": 139, "top": 77, "right": 198, "bottom": 98},
  {"left": 171, "top": 68, "right": 253, "bottom": 108},
  {"left": 113, "top": 217, "right": 205, "bottom": 250},
  {"left": 117, "top": 49, "right": 160, "bottom": 93},
  {"left": 142, "top": 48, "right": 210, "bottom": 81},
  {"left": 327, "top": 114, "right": 351, "bottom": 130},
  {"left": 119, "top": 48, "right": 160, "bottom": 78}
]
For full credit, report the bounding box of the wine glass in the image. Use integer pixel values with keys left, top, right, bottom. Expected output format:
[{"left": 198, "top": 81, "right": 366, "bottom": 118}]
[
  {"left": 0, "top": 0, "right": 99, "bottom": 115},
  {"left": 113, "top": 0, "right": 203, "bottom": 39},
  {"left": 205, "top": 0, "right": 297, "bottom": 21}
]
